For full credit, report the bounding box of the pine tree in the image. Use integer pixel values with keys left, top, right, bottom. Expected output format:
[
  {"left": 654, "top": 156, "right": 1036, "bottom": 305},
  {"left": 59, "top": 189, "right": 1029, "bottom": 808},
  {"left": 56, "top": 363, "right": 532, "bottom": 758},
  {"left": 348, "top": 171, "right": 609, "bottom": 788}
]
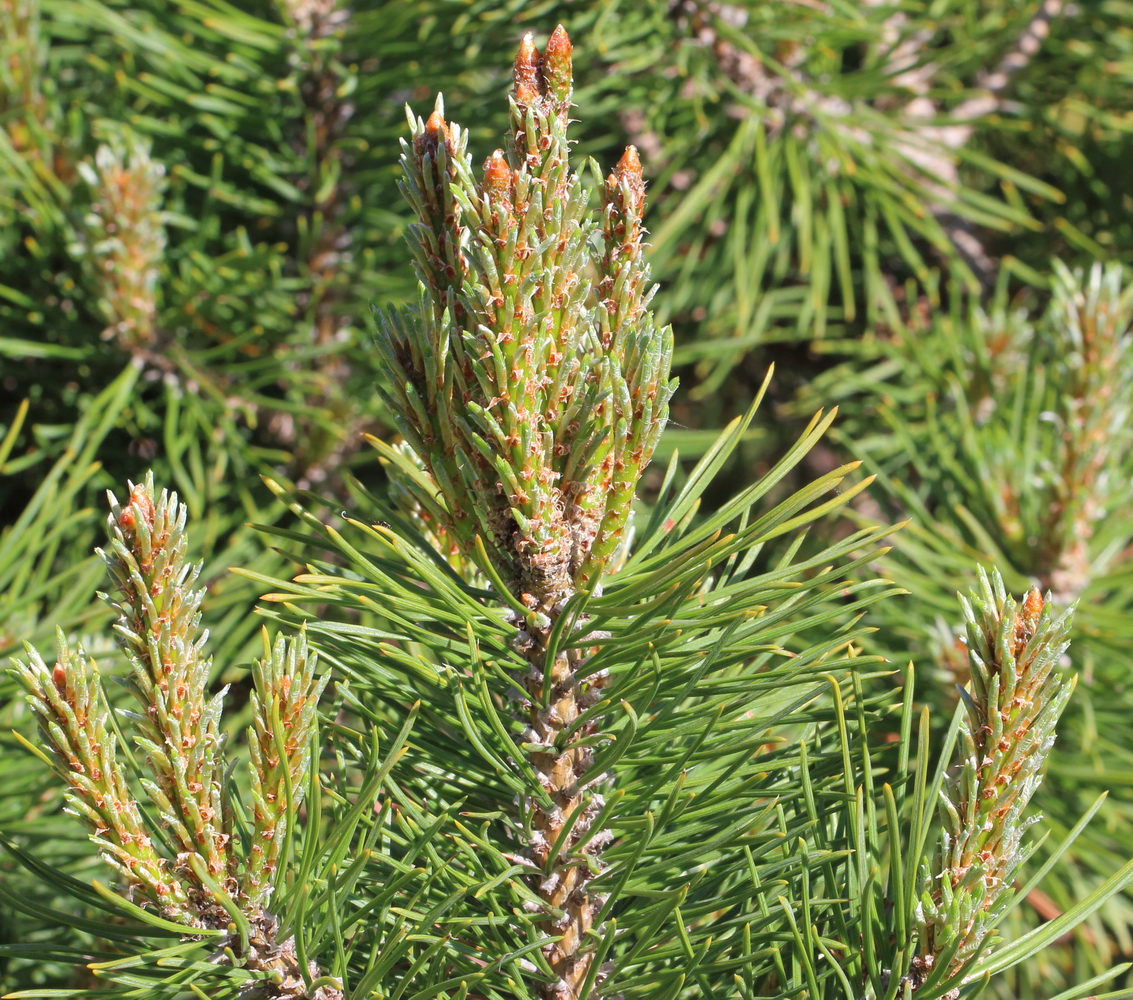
[
  {"left": 5, "top": 24, "right": 1133, "bottom": 1000},
  {"left": 4, "top": 2, "right": 1133, "bottom": 998}
]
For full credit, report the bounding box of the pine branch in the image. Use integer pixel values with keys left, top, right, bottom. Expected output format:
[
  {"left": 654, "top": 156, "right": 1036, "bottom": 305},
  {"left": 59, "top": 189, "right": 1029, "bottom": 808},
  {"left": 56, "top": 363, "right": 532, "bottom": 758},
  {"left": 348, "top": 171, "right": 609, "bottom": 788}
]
[
  {"left": 381, "top": 26, "right": 674, "bottom": 618},
  {"left": 377, "top": 27, "right": 680, "bottom": 996},
  {"left": 10, "top": 476, "right": 342, "bottom": 1000},
  {"left": 672, "top": 0, "right": 1065, "bottom": 291},
  {"left": 911, "top": 570, "right": 1074, "bottom": 995},
  {"left": 99, "top": 474, "right": 232, "bottom": 907}
]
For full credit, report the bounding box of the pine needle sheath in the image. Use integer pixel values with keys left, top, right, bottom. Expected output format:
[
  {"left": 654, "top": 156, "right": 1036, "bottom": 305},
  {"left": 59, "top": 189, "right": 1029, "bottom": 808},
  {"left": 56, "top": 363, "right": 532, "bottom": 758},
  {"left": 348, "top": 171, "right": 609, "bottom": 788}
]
[{"left": 377, "top": 26, "right": 675, "bottom": 999}]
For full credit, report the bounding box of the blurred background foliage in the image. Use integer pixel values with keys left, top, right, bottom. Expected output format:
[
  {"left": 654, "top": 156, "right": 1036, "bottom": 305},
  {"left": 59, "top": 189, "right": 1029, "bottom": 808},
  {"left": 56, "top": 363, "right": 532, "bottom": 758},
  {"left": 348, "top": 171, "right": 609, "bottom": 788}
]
[{"left": 2, "top": 0, "right": 1132, "bottom": 996}]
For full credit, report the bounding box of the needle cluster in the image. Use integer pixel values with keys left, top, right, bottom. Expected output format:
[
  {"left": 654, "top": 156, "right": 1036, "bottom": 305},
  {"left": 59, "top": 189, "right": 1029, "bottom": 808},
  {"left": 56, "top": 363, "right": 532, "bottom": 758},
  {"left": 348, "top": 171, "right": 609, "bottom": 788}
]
[{"left": 374, "top": 26, "right": 676, "bottom": 998}]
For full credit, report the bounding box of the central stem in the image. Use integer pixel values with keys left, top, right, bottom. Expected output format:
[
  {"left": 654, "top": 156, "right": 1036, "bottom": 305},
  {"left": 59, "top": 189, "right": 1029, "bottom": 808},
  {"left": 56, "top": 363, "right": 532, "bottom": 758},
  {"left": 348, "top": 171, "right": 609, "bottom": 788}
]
[{"left": 520, "top": 621, "right": 610, "bottom": 999}]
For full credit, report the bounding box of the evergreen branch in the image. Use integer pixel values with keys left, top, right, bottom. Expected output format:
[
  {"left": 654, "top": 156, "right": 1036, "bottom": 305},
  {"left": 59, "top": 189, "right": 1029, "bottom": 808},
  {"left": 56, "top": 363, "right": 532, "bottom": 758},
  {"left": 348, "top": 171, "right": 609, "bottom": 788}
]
[
  {"left": 827, "top": 261, "right": 1133, "bottom": 611},
  {"left": 911, "top": 570, "right": 1074, "bottom": 995},
  {"left": 971, "top": 0, "right": 1066, "bottom": 104},
  {"left": 669, "top": 0, "right": 1064, "bottom": 302},
  {"left": 7, "top": 477, "right": 342, "bottom": 999},
  {"left": 380, "top": 25, "right": 675, "bottom": 616},
  {"left": 375, "top": 31, "right": 682, "bottom": 995},
  {"left": 254, "top": 403, "right": 900, "bottom": 998},
  {"left": 893, "top": 0, "right": 1067, "bottom": 282},
  {"left": 98, "top": 473, "right": 232, "bottom": 904}
]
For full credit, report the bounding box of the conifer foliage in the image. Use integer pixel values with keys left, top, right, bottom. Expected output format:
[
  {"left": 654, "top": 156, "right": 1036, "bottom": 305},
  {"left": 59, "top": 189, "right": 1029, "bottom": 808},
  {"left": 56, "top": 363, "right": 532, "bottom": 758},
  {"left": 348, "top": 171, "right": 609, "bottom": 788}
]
[
  {"left": 10, "top": 477, "right": 343, "bottom": 999},
  {"left": 378, "top": 26, "right": 674, "bottom": 613},
  {"left": 4, "top": 12, "right": 1133, "bottom": 1000},
  {"left": 377, "top": 26, "right": 678, "bottom": 995},
  {"left": 249, "top": 26, "right": 1129, "bottom": 1000},
  {"left": 912, "top": 574, "right": 1073, "bottom": 994}
]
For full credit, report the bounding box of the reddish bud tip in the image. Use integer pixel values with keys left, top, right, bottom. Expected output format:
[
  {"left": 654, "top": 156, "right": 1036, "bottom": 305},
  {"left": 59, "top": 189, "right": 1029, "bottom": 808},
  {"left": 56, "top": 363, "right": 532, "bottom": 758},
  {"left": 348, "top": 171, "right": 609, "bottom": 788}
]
[
  {"left": 543, "top": 25, "right": 573, "bottom": 102},
  {"left": 482, "top": 149, "right": 513, "bottom": 202},
  {"left": 52, "top": 662, "right": 68, "bottom": 692},
  {"left": 123, "top": 484, "right": 155, "bottom": 530},
  {"left": 1014, "top": 587, "right": 1045, "bottom": 656},
  {"left": 608, "top": 145, "right": 646, "bottom": 227},
  {"left": 513, "top": 32, "right": 543, "bottom": 104},
  {"left": 617, "top": 145, "right": 642, "bottom": 179},
  {"left": 415, "top": 110, "right": 450, "bottom": 158},
  {"left": 547, "top": 24, "right": 571, "bottom": 52}
]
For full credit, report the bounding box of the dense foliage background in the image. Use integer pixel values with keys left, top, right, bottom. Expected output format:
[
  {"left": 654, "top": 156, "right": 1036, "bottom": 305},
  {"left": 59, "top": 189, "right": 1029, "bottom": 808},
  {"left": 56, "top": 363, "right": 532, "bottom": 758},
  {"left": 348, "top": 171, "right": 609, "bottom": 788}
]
[{"left": 2, "top": 1, "right": 1132, "bottom": 997}]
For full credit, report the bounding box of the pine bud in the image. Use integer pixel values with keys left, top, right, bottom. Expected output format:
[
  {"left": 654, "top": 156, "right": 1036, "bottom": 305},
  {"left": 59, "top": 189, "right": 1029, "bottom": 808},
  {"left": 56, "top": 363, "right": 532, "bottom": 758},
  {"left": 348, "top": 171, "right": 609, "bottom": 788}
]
[
  {"left": 482, "top": 149, "right": 513, "bottom": 207},
  {"left": 417, "top": 109, "right": 449, "bottom": 155},
  {"left": 120, "top": 481, "right": 156, "bottom": 531},
  {"left": 75, "top": 139, "right": 166, "bottom": 350},
  {"left": 543, "top": 25, "right": 573, "bottom": 107},
  {"left": 1014, "top": 585, "right": 1044, "bottom": 655},
  {"left": 513, "top": 32, "right": 543, "bottom": 105},
  {"left": 605, "top": 145, "right": 645, "bottom": 258},
  {"left": 243, "top": 628, "right": 329, "bottom": 908}
]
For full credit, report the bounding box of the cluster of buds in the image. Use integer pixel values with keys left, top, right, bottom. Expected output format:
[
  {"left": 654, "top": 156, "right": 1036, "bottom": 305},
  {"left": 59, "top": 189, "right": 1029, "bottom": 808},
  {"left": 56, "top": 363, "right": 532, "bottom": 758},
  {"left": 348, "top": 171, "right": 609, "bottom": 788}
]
[
  {"left": 12, "top": 475, "right": 339, "bottom": 999},
  {"left": 376, "top": 27, "right": 673, "bottom": 997},
  {"left": 377, "top": 24, "right": 675, "bottom": 614},
  {"left": 76, "top": 139, "right": 166, "bottom": 349},
  {"left": 911, "top": 569, "right": 1073, "bottom": 993}
]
